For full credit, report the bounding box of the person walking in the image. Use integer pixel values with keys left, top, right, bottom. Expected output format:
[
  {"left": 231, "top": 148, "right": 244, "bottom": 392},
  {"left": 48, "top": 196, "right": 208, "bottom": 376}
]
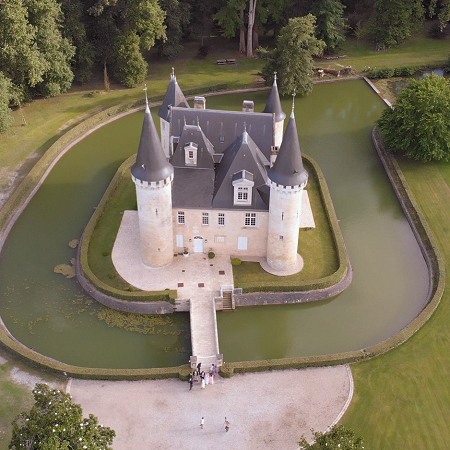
[
  {"left": 200, "top": 371, "right": 206, "bottom": 389},
  {"left": 224, "top": 417, "right": 230, "bottom": 432},
  {"left": 209, "top": 364, "right": 215, "bottom": 384},
  {"left": 197, "top": 362, "right": 202, "bottom": 374},
  {"left": 188, "top": 374, "right": 193, "bottom": 391},
  {"left": 200, "top": 417, "right": 205, "bottom": 429}
]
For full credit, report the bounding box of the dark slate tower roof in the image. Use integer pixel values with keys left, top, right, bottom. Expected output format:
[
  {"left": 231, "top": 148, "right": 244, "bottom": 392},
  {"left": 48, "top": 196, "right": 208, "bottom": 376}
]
[
  {"left": 131, "top": 103, "right": 174, "bottom": 182},
  {"left": 263, "top": 74, "right": 286, "bottom": 122},
  {"left": 158, "top": 69, "right": 190, "bottom": 121},
  {"left": 268, "top": 108, "right": 308, "bottom": 187}
]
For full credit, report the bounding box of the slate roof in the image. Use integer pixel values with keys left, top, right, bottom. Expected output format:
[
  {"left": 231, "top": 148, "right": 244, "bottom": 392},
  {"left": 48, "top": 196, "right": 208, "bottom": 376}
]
[
  {"left": 268, "top": 110, "right": 308, "bottom": 187},
  {"left": 213, "top": 131, "right": 270, "bottom": 210},
  {"left": 170, "top": 124, "right": 214, "bottom": 170},
  {"left": 172, "top": 167, "right": 215, "bottom": 208},
  {"left": 158, "top": 73, "right": 190, "bottom": 122},
  {"left": 263, "top": 76, "right": 286, "bottom": 122},
  {"left": 170, "top": 108, "right": 275, "bottom": 160},
  {"left": 131, "top": 105, "right": 174, "bottom": 183}
]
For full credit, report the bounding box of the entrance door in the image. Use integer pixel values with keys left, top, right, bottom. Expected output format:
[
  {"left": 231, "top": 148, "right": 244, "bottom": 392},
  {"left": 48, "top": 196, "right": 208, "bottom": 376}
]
[{"left": 193, "top": 236, "right": 204, "bottom": 253}]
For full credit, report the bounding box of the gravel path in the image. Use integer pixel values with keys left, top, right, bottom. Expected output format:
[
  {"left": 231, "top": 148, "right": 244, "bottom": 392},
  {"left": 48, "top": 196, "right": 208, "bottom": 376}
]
[{"left": 69, "top": 365, "right": 352, "bottom": 450}]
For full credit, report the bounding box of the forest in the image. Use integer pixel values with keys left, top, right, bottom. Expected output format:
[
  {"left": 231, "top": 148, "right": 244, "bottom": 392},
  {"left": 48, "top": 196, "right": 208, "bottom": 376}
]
[{"left": 0, "top": 0, "right": 449, "bottom": 131}]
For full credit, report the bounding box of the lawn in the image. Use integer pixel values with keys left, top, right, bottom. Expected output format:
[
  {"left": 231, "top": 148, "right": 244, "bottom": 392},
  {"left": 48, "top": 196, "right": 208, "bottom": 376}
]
[{"left": 343, "top": 158, "right": 450, "bottom": 449}]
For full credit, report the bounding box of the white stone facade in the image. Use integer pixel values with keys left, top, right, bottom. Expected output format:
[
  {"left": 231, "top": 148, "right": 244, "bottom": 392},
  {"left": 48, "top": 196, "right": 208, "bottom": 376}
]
[
  {"left": 266, "top": 181, "right": 305, "bottom": 272},
  {"left": 133, "top": 175, "right": 174, "bottom": 267},
  {"left": 172, "top": 208, "right": 269, "bottom": 258}
]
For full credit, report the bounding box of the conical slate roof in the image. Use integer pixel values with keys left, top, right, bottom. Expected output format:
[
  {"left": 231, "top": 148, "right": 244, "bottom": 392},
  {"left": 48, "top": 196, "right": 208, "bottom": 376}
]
[
  {"left": 263, "top": 75, "right": 286, "bottom": 122},
  {"left": 158, "top": 70, "right": 189, "bottom": 121},
  {"left": 131, "top": 104, "right": 174, "bottom": 183},
  {"left": 268, "top": 110, "right": 307, "bottom": 187}
]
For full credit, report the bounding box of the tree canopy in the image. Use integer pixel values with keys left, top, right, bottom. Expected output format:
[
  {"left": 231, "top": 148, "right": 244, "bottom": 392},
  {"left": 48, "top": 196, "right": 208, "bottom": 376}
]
[
  {"left": 10, "top": 383, "right": 115, "bottom": 450},
  {"left": 260, "top": 15, "right": 325, "bottom": 96},
  {"left": 378, "top": 74, "right": 450, "bottom": 161},
  {"left": 298, "top": 425, "right": 365, "bottom": 449}
]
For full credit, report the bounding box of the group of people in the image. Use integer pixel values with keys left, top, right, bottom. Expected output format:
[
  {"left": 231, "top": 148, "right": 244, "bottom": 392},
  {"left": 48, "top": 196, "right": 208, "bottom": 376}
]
[
  {"left": 199, "top": 416, "right": 230, "bottom": 432},
  {"left": 188, "top": 362, "right": 219, "bottom": 390}
]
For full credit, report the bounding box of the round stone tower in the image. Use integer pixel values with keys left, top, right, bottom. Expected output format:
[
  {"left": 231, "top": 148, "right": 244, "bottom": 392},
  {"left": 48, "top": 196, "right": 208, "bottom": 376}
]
[
  {"left": 264, "top": 100, "right": 308, "bottom": 275},
  {"left": 131, "top": 96, "right": 174, "bottom": 267},
  {"left": 263, "top": 72, "right": 286, "bottom": 150}
]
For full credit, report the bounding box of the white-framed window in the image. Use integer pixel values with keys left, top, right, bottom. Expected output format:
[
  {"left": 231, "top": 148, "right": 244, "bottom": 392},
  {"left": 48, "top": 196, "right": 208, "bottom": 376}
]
[
  {"left": 244, "top": 212, "right": 256, "bottom": 227},
  {"left": 218, "top": 213, "right": 225, "bottom": 226},
  {"left": 177, "top": 211, "right": 185, "bottom": 224},
  {"left": 202, "top": 212, "right": 209, "bottom": 225},
  {"left": 184, "top": 142, "right": 198, "bottom": 166},
  {"left": 232, "top": 171, "right": 254, "bottom": 206},
  {"left": 215, "top": 235, "right": 225, "bottom": 243}
]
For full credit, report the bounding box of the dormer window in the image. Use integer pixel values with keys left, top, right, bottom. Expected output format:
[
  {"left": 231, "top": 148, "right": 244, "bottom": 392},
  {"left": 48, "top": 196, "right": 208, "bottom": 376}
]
[
  {"left": 184, "top": 142, "right": 198, "bottom": 166},
  {"left": 232, "top": 170, "right": 254, "bottom": 206}
]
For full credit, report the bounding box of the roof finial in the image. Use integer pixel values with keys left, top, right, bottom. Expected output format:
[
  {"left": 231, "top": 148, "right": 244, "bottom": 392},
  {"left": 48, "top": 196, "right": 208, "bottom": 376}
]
[
  {"left": 143, "top": 84, "right": 149, "bottom": 109},
  {"left": 171, "top": 67, "right": 175, "bottom": 80},
  {"left": 291, "top": 90, "right": 296, "bottom": 117},
  {"left": 273, "top": 71, "right": 277, "bottom": 85}
]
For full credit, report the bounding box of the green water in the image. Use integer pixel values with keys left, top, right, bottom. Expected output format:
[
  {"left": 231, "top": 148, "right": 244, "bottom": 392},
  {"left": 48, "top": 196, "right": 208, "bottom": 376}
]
[{"left": 0, "top": 80, "right": 429, "bottom": 367}]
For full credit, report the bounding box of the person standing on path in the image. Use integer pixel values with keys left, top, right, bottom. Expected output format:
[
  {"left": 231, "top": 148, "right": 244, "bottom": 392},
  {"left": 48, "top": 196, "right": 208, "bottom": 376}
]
[
  {"left": 201, "top": 371, "right": 206, "bottom": 389},
  {"left": 224, "top": 417, "right": 230, "bottom": 432},
  {"left": 197, "top": 362, "right": 202, "bottom": 374},
  {"left": 188, "top": 374, "right": 193, "bottom": 391},
  {"left": 200, "top": 417, "right": 205, "bottom": 429}
]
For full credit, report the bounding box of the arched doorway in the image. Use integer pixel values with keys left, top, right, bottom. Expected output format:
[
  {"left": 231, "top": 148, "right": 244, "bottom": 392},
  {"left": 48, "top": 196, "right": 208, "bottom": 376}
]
[{"left": 193, "top": 236, "right": 204, "bottom": 253}]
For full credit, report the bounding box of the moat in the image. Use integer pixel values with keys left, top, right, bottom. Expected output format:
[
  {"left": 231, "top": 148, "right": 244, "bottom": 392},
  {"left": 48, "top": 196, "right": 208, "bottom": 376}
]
[{"left": 0, "top": 80, "right": 429, "bottom": 368}]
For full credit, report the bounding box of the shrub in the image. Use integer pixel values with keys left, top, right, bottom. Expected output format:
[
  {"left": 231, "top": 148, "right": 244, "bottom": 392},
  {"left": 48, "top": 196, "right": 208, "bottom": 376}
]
[
  {"left": 198, "top": 45, "right": 209, "bottom": 58},
  {"left": 231, "top": 257, "right": 242, "bottom": 266}
]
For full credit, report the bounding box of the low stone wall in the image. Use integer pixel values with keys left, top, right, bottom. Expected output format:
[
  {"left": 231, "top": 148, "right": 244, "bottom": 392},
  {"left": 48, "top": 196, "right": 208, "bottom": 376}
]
[{"left": 234, "top": 264, "right": 352, "bottom": 306}]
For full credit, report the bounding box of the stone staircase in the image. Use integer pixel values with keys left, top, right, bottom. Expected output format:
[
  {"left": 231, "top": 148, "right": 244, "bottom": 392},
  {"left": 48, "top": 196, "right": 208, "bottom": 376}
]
[{"left": 222, "top": 290, "right": 234, "bottom": 311}]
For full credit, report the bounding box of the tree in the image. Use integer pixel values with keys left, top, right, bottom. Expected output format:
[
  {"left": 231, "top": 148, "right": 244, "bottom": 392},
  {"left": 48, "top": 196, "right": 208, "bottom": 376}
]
[
  {"left": 377, "top": 75, "right": 450, "bottom": 162},
  {"left": 10, "top": 383, "right": 115, "bottom": 449},
  {"left": 26, "top": 0, "right": 75, "bottom": 97},
  {"left": 59, "top": 0, "right": 95, "bottom": 84},
  {"left": 369, "top": 0, "right": 424, "bottom": 48},
  {"left": 86, "top": 0, "right": 166, "bottom": 87},
  {"left": 157, "top": 0, "right": 191, "bottom": 58},
  {"left": 310, "top": 0, "right": 347, "bottom": 53},
  {"left": 0, "top": 0, "right": 46, "bottom": 100},
  {"left": 298, "top": 425, "right": 365, "bottom": 449},
  {"left": 0, "top": 72, "right": 13, "bottom": 132},
  {"left": 260, "top": 15, "right": 325, "bottom": 96},
  {"left": 113, "top": 32, "right": 148, "bottom": 87}
]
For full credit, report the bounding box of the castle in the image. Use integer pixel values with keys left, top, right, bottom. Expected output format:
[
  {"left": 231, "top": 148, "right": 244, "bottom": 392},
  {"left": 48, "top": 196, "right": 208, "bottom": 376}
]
[{"left": 130, "top": 70, "right": 309, "bottom": 276}]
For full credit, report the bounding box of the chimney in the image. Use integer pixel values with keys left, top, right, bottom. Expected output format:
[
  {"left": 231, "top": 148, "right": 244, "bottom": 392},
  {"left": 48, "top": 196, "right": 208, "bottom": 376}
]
[
  {"left": 242, "top": 100, "right": 254, "bottom": 112},
  {"left": 194, "top": 96, "right": 206, "bottom": 109}
]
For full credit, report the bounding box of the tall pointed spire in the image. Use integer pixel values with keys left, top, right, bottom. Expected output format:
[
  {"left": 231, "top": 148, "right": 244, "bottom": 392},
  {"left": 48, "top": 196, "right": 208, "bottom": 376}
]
[
  {"left": 263, "top": 72, "right": 286, "bottom": 122},
  {"left": 132, "top": 91, "right": 173, "bottom": 183},
  {"left": 268, "top": 95, "right": 307, "bottom": 187},
  {"left": 158, "top": 68, "right": 190, "bottom": 121}
]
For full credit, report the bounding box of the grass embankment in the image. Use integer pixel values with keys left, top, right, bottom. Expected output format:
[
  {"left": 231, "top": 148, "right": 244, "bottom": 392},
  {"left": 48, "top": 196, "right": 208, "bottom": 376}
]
[
  {"left": 339, "top": 31, "right": 449, "bottom": 71},
  {"left": 343, "top": 159, "right": 450, "bottom": 449},
  {"left": 233, "top": 158, "right": 339, "bottom": 290}
]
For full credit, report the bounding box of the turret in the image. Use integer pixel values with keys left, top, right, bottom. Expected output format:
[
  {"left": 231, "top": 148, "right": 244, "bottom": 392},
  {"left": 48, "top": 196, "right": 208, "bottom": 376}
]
[
  {"left": 158, "top": 68, "right": 190, "bottom": 158},
  {"left": 132, "top": 89, "right": 174, "bottom": 267},
  {"left": 263, "top": 72, "right": 286, "bottom": 150},
  {"left": 265, "top": 95, "right": 308, "bottom": 275}
]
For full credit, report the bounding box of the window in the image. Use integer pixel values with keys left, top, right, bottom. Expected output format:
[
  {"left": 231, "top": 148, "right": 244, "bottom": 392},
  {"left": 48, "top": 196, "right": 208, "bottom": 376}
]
[
  {"left": 202, "top": 212, "right": 209, "bottom": 225},
  {"left": 177, "top": 211, "right": 185, "bottom": 224},
  {"left": 237, "top": 187, "right": 249, "bottom": 201},
  {"left": 244, "top": 212, "right": 256, "bottom": 227},
  {"left": 218, "top": 213, "right": 225, "bottom": 226},
  {"left": 176, "top": 234, "right": 184, "bottom": 247},
  {"left": 215, "top": 235, "right": 225, "bottom": 243},
  {"left": 279, "top": 235, "right": 284, "bottom": 241},
  {"left": 184, "top": 142, "right": 198, "bottom": 166}
]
